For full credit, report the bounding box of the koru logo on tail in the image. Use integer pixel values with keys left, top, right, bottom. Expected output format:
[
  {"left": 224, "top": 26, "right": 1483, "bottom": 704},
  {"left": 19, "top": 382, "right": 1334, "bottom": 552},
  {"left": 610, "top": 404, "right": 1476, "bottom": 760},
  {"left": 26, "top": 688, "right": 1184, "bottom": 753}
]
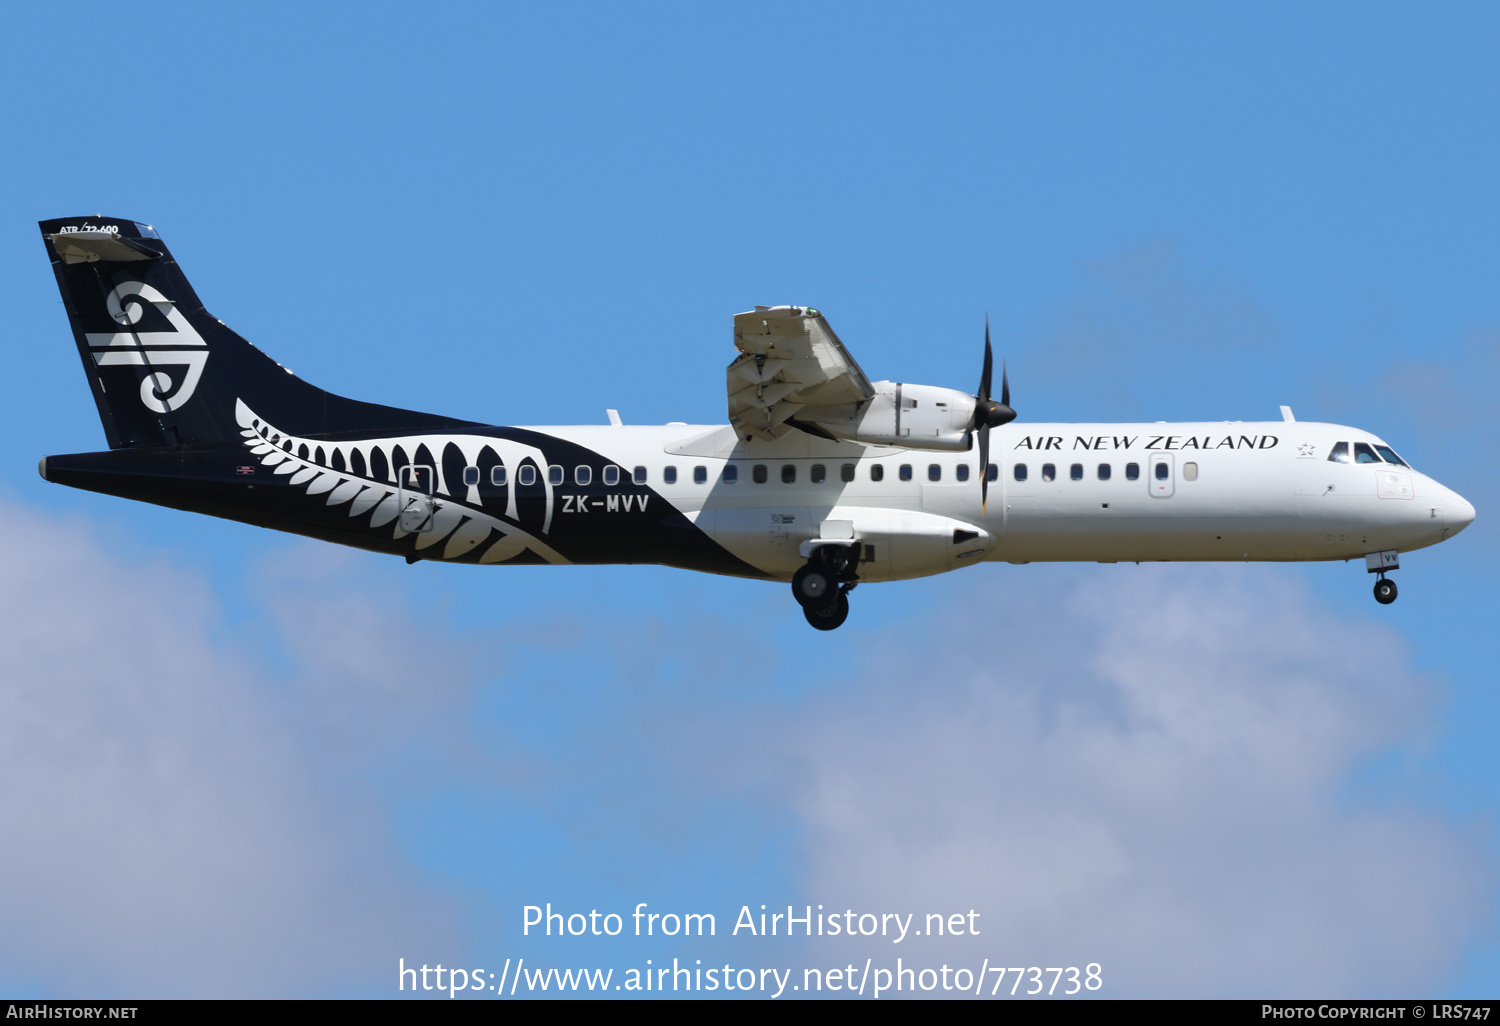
[{"left": 86, "top": 281, "right": 209, "bottom": 413}]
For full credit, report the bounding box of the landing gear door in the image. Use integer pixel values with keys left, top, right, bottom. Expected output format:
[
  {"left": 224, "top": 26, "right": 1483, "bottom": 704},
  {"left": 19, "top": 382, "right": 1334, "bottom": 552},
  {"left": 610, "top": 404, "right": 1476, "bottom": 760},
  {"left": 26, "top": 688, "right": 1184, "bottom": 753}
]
[
  {"left": 398, "top": 464, "right": 436, "bottom": 532},
  {"left": 1149, "top": 454, "right": 1175, "bottom": 498}
]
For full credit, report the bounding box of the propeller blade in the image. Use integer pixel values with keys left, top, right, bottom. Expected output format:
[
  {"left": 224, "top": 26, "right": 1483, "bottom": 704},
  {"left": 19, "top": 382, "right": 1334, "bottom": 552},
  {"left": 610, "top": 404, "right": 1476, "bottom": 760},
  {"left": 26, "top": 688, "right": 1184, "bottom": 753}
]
[
  {"left": 973, "top": 317, "right": 1014, "bottom": 516},
  {"left": 979, "top": 423, "right": 990, "bottom": 514},
  {"left": 979, "top": 318, "right": 993, "bottom": 403}
]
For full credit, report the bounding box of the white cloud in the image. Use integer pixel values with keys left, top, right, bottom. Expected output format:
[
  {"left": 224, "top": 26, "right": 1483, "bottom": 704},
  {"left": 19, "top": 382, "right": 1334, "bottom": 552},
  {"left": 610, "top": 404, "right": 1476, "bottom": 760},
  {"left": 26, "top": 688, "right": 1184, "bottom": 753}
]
[
  {"left": 0, "top": 491, "right": 1487, "bottom": 999},
  {"left": 789, "top": 565, "right": 1492, "bottom": 996},
  {"left": 0, "top": 501, "right": 456, "bottom": 997}
]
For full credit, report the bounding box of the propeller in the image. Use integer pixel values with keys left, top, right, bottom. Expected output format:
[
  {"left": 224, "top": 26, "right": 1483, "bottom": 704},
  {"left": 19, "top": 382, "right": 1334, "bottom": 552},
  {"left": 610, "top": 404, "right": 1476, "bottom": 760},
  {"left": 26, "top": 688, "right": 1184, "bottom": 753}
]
[{"left": 973, "top": 317, "right": 1017, "bottom": 514}]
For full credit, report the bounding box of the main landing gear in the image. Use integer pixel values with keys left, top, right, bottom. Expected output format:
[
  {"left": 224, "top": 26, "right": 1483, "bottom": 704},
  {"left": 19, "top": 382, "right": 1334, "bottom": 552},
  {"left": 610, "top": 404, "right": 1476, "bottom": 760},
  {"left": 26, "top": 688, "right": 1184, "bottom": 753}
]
[{"left": 793, "top": 544, "right": 859, "bottom": 631}]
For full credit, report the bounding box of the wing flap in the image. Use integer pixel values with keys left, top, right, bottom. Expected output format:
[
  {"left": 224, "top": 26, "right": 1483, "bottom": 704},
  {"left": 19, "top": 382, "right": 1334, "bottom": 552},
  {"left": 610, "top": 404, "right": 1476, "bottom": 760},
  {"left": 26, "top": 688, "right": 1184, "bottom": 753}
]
[{"left": 728, "top": 306, "right": 875, "bottom": 441}]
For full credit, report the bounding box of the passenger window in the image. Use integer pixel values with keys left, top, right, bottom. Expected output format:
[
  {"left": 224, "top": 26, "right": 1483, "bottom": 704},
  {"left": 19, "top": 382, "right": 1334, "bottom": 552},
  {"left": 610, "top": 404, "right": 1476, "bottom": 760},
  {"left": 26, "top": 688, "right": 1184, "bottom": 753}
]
[
  {"left": 548, "top": 465, "right": 564, "bottom": 486},
  {"left": 1070, "top": 464, "right": 1083, "bottom": 481},
  {"left": 663, "top": 466, "right": 677, "bottom": 484},
  {"left": 1354, "top": 443, "right": 1380, "bottom": 464},
  {"left": 633, "top": 465, "right": 647, "bottom": 484},
  {"left": 871, "top": 464, "right": 885, "bottom": 482},
  {"left": 956, "top": 464, "right": 970, "bottom": 482},
  {"left": 518, "top": 465, "right": 537, "bottom": 486},
  {"left": 1183, "top": 462, "right": 1198, "bottom": 481},
  {"left": 1374, "top": 445, "right": 1409, "bottom": 468},
  {"left": 841, "top": 463, "right": 855, "bottom": 482},
  {"left": 603, "top": 465, "right": 620, "bottom": 486},
  {"left": 1042, "top": 464, "right": 1055, "bottom": 482},
  {"left": 490, "top": 465, "right": 508, "bottom": 486},
  {"left": 928, "top": 464, "right": 941, "bottom": 482},
  {"left": 1098, "top": 463, "right": 1111, "bottom": 481},
  {"left": 694, "top": 466, "right": 708, "bottom": 484},
  {"left": 574, "top": 465, "right": 592, "bottom": 486},
  {"left": 753, "top": 464, "right": 768, "bottom": 484},
  {"left": 722, "top": 464, "right": 738, "bottom": 483},
  {"left": 1155, "top": 462, "right": 1169, "bottom": 480},
  {"left": 1014, "top": 463, "right": 1028, "bottom": 482},
  {"left": 987, "top": 464, "right": 998, "bottom": 482},
  {"left": 811, "top": 464, "right": 826, "bottom": 484},
  {"left": 899, "top": 464, "right": 913, "bottom": 482},
  {"left": 781, "top": 464, "right": 796, "bottom": 483},
  {"left": 1125, "top": 462, "right": 1139, "bottom": 481},
  {"left": 463, "top": 466, "right": 480, "bottom": 487},
  {"left": 1328, "top": 442, "right": 1351, "bottom": 464}
]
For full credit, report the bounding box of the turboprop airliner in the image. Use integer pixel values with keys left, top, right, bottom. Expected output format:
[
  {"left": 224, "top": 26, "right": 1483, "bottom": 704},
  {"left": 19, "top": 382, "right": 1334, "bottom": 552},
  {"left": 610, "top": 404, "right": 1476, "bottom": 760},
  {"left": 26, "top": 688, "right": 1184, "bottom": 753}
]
[{"left": 36, "top": 217, "right": 1476, "bottom": 629}]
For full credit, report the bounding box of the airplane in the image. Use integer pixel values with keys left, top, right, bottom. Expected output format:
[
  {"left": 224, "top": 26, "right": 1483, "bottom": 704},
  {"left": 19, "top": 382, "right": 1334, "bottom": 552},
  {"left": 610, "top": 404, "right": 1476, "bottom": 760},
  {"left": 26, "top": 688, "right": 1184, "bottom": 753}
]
[{"left": 36, "top": 216, "right": 1476, "bottom": 630}]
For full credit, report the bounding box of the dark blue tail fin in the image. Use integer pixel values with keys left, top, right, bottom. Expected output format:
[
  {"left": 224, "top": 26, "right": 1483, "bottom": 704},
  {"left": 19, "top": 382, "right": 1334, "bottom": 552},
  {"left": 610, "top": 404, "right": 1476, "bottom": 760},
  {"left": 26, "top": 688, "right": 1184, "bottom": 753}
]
[{"left": 40, "top": 216, "right": 475, "bottom": 449}]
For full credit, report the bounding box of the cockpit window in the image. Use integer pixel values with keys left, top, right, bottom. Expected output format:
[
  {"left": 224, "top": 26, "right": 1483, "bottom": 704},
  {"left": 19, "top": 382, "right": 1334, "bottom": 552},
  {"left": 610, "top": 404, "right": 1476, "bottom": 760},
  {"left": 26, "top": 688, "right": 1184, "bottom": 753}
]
[
  {"left": 1327, "top": 442, "right": 1350, "bottom": 464},
  {"left": 1353, "top": 442, "right": 1381, "bottom": 464},
  {"left": 1374, "top": 445, "right": 1409, "bottom": 468}
]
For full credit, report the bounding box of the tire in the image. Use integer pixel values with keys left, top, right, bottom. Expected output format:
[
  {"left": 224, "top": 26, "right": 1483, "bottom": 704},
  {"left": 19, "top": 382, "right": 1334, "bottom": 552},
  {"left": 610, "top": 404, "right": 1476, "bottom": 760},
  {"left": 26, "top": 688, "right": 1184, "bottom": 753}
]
[
  {"left": 1373, "top": 578, "right": 1398, "bottom": 605},
  {"left": 803, "top": 592, "right": 850, "bottom": 631},
  {"left": 792, "top": 564, "right": 832, "bottom": 608}
]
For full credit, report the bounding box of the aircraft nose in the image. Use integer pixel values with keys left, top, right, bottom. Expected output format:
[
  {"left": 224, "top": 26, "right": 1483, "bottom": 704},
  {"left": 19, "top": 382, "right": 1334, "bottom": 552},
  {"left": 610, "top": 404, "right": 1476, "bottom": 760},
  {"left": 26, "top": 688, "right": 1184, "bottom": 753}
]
[{"left": 1446, "top": 489, "right": 1476, "bottom": 536}]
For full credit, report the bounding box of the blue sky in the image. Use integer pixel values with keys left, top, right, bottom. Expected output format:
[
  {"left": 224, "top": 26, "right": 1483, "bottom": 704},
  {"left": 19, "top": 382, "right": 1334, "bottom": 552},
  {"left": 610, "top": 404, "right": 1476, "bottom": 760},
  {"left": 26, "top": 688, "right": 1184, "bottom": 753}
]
[{"left": 1, "top": 2, "right": 1496, "bottom": 998}]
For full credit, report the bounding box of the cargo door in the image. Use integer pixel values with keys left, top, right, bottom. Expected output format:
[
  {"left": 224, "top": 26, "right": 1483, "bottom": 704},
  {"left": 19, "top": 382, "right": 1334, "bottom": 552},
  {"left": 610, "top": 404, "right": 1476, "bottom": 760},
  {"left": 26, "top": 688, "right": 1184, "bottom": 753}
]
[{"left": 398, "top": 464, "right": 436, "bottom": 532}]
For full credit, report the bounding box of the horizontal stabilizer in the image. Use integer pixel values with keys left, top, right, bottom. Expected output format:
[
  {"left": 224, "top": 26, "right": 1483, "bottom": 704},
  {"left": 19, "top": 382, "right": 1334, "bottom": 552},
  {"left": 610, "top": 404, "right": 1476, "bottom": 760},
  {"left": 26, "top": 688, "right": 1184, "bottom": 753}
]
[{"left": 48, "top": 229, "right": 162, "bottom": 264}]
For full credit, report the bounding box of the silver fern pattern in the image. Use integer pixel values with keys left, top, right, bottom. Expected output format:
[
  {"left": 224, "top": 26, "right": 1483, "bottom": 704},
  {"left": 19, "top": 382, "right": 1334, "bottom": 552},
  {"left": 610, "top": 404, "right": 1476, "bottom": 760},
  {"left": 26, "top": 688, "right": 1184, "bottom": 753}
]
[{"left": 234, "top": 399, "right": 569, "bottom": 564}]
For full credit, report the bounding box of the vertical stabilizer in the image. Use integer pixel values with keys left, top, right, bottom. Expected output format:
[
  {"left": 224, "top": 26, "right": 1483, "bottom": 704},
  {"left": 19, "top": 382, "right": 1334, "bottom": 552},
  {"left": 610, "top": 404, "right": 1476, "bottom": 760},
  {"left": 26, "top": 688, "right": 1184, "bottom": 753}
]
[{"left": 40, "top": 216, "right": 476, "bottom": 449}]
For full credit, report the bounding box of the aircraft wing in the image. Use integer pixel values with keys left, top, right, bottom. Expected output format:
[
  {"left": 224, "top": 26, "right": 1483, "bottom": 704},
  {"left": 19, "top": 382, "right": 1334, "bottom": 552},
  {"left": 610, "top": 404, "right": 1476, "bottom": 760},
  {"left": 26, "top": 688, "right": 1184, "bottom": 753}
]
[{"left": 728, "top": 306, "right": 876, "bottom": 441}]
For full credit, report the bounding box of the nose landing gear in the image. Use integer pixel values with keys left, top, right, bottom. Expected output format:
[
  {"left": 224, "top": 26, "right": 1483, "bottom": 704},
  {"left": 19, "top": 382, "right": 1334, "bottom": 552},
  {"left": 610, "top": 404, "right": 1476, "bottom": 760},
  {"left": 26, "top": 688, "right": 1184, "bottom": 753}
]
[
  {"left": 1365, "top": 550, "right": 1400, "bottom": 605},
  {"left": 1373, "top": 575, "right": 1397, "bottom": 605},
  {"left": 793, "top": 544, "right": 859, "bottom": 631}
]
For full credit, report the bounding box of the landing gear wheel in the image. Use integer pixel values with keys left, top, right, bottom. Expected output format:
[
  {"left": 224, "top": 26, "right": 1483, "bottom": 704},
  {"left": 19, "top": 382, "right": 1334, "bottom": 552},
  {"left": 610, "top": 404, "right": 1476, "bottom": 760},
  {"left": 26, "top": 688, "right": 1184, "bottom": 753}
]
[
  {"left": 792, "top": 564, "right": 833, "bottom": 608},
  {"left": 1373, "top": 577, "right": 1398, "bottom": 605},
  {"left": 803, "top": 591, "right": 850, "bottom": 631}
]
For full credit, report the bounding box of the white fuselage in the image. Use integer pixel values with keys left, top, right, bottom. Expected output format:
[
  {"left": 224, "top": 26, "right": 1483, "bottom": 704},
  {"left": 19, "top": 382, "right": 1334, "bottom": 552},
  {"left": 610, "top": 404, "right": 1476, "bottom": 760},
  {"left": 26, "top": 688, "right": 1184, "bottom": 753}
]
[{"left": 518, "top": 419, "right": 1474, "bottom": 583}]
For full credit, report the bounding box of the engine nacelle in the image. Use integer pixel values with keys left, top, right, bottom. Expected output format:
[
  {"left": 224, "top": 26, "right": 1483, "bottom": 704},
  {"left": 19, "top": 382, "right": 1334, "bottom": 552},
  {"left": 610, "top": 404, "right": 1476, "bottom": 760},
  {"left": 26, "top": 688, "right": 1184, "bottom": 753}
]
[{"left": 796, "top": 381, "right": 976, "bottom": 452}]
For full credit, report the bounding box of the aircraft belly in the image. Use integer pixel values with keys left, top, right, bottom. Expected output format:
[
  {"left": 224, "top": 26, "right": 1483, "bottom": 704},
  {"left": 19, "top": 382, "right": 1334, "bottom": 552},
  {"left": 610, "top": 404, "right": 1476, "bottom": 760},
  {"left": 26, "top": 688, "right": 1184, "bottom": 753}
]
[
  {"left": 1000, "top": 494, "right": 1305, "bottom": 562},
  {"left": 694, "top": 503, "right": 992, "bottom": 582}
]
